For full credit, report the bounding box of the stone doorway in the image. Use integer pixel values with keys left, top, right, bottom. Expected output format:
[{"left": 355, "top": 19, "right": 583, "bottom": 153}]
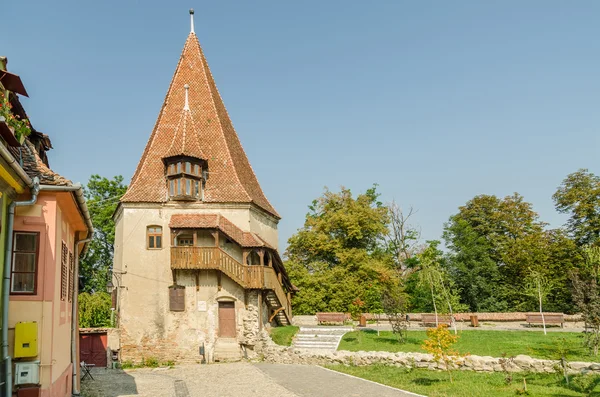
[{"left": 218, "top": 301, "right": 236, "bottom": 337}]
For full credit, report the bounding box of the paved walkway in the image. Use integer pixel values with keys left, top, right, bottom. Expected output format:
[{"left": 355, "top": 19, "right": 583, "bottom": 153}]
[
  {"left": 254, "top": 363, "right": 419, "bottom": 397},
  {"left": 81, "top": 363, "right": 418, "bottom": 397}
]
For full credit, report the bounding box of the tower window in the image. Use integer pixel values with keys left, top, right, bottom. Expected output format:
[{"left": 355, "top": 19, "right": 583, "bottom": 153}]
[
  {"left": 164, "top": 157, "right": 205, "bottom": 201},
  {"left": 147, "top": 226, "right": 163, "bottom": 249}
]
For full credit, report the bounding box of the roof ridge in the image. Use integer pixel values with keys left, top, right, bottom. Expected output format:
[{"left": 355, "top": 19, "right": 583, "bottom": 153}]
[
  {"left": 197, "top": 42, "right": 250, "bottom": 203},
  {"left": 125, "top": 35, "right": 193, "bottom": 193},
  {"left": 199, "top": 50, "right": 278, "bottom": 215}
]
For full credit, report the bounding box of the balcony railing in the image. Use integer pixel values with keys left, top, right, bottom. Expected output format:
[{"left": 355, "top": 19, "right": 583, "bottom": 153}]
[{"left": 171, "top": 246, "right": 291, "bottom": 322}]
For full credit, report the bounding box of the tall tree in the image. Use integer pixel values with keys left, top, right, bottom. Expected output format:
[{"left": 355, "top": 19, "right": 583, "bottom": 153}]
[
  {"left": 386, "top": 202, "right": 423, "bottom": 279},
  {"left": 286, "top": 186, "right": 394, "bottom": 314},
  {"left": 443, "top": 193, "right": 549, "bottom": 312},
  {"left": 80, "top": 175, "right": 128, "bottom": 293},
  {"left": 553, "top": 169, "right": 600, "bottom": 247},
  {"left": 417, "top": 241, "right": 463, "bottom": 333}
]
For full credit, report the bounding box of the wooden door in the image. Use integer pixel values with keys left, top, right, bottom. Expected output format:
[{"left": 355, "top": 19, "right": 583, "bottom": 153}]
[
  {"left": 79, "top": 333, "right": 107, "bottom": 367},
  {"left": 218, "top": 302, "right": 236, "bottom": 337}
]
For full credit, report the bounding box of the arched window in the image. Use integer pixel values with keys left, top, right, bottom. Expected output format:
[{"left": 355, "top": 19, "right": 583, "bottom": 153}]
[{"left": 147, "top": 226, "right": 163, "bottom": 249}]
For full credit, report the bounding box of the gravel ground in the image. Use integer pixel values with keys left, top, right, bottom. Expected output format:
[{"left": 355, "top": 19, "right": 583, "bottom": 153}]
[{"left": 80, "top": 363, "right": 417, "bottom": 397}]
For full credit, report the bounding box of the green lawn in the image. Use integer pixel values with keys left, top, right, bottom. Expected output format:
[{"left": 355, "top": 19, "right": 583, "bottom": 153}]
[
  {"left": 339, "top": 329, "right": 600, "bottom": 362},
  {"left": 326, "top": 364, "right": 600, "bottom": 397},
  {"left": 270, "top": 326, "right": 299, "bottom": 346}
]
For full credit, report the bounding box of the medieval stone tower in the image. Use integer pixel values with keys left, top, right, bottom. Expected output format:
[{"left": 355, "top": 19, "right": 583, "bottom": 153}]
[{"left": 112, "top": 11, "right": 293, "bottom": 363}]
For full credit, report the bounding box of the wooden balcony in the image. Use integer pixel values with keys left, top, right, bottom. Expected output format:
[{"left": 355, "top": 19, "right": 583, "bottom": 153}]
[{"left": 171, "top": 246, "right": 292, "bottom": 323}]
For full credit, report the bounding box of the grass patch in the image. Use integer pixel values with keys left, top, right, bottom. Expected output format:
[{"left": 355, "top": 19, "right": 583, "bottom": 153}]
[
  {"left": 270, "top": 325, "right": 299, "bottom": 346},
  {"left": 339, "top": 330, "right": 600, "bottom": 362},
  {"left": 326, "top": 364, "right": 593, "bottom": 396}
]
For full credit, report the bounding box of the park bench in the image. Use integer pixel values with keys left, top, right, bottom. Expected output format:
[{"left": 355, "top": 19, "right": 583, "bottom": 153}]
[
  {"left": 316, "top": 312, "right": 347, "bottom": 325},
  {"left": 421, "top": 314, "right": 453, "bottom": 327},
  {"left": 526, "top": 313, "right": 564, "bottom": 328}
]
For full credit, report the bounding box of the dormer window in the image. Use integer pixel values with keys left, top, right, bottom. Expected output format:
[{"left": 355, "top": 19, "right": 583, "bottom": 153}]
[{"left": 165, "top": 156, "right": 205, "bottom": 201}]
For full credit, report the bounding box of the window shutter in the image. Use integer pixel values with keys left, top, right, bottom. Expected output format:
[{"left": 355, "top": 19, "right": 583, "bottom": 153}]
[{"left": 169, "top": 285, "right": 185, "bottom": 312}]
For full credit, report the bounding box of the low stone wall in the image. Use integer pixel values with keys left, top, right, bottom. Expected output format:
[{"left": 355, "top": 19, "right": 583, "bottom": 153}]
[
  {"left": 361, "top": 312, "right": 582, "bottom": 322},
  {"left": 262, "top": 343, "right": 600, "bottom": 375}
]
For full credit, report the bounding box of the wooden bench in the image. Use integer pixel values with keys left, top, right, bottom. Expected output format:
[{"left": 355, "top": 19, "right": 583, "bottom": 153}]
[
  {"left": 526, "top": 313, "right": 564, "bottom": 328},
  {"left": 316, "top": 312, "right": 347, "bottom": 325},
  {"left": 421, "top": 314, "right": 453, "bottom": 327}
]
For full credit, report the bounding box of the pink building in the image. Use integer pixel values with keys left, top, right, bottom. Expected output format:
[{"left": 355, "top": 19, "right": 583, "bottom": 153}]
[{"left": 3, "top": 130, "right": 93, "bottom": 395}]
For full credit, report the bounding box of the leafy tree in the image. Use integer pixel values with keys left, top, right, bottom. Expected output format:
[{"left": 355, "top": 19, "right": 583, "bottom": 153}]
[
  {"left": 443, "top": 219, "right": 503, "bottom": 312},
  {"left": 443, "top": 193, "right": 555, "bottom": 312},
  {"left": 80, "top": 175, "right": 128, "bottom": 293},
  {"left": 523, "top": 269, "right": 554, "bottom": 335},
  {"left": 417, "top": 241, "right": 464, "bottom": 333},
  {"left": 382, "top": 287, "right": 409, "bottom": 342},
  {"left": 553, "top": 169, "right": 600, "bottom": 247},
  {"left": 571, "top": 246, "right": 600, "bottom": 355},
  {"left": 79, "top": 292, "right": 112, "bottom": 328},
  {"left": 422, "top": 324, "right": 462, "bottom": 383},
  {"left": 285, "top": 186, "right": 393, "bottom": 314}
]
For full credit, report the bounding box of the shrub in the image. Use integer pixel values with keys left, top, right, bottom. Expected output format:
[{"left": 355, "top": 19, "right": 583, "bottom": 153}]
[{"left": 422, "top": 324, "right": 464, "bottom": 383}]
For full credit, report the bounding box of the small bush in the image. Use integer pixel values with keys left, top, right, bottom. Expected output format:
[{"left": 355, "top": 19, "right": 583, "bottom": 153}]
[
  {"left": 121, "top": 360, "right": 134, "bottom": 369},
  {"left": 142, "top": 357, "right": 159, "bottom": 368}
]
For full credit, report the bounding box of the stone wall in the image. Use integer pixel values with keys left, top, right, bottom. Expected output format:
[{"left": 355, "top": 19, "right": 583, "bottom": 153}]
[
  {"left": 361, "top": 312, "right": 583, "bottom": 322},
  {"left": 261, "top": 342, "right": 600, "bottom": 375}
]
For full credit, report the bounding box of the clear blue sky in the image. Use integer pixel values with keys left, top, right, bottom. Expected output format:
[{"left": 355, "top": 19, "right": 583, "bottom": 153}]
[{"left": 3, "top": 1, "right": 599, "bottom": 250}]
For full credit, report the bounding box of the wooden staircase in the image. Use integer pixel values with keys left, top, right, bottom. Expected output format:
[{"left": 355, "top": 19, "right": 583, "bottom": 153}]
[{"left": 171, "top": 246, "right": 292, "bottom": 325}]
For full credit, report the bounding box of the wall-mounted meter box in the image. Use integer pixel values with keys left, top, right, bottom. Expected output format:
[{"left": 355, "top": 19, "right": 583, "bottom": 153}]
[
  {"left": 14, "top": 322, "right": 38, "bottom": 358},
  {"left": 15, "top": 361, "right": 40, "bottom": 385}
]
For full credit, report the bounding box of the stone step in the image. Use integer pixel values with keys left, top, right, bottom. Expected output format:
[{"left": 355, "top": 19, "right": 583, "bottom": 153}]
[
  {"left": 214, "top": 338, "right": 242, "bottom": 362},
  {"left": 299, "top": 326, "right": 351, "bottom": 332},
  {"left": 294, "top": 345, "right": 337, "bottom": 351},
  {"left": 295, "top": 335, "right": 340, "bottom": 342}
]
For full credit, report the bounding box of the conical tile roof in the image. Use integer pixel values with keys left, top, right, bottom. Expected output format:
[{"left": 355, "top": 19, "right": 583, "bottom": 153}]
[{"left": 121, "top": 31, "right": 279, "bottom": 218}]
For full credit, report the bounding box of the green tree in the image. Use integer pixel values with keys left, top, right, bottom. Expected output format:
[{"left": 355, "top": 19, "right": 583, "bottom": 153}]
[
  {"left": 417, "top": 241, "right": 463, "bottom": 333},
  {"left": 80, "top": 175, "right": 128, "bottom": 293},
  {"left": 523, "top": 269, "right": 554, "bottom": 335},
  {"left": 571, "top": 246, "right": 600, "bottom": 355},
  {"left": 553, "top": 169, "right": 600, "bottom": 247},
  {"left": 443, "top": 219, "right": 504, "bottom": 312},
  {"left": 78, "top": 292, "right": 112, "bottom": 328},
  {"left": 285, "top": 186, "right": 393, "bottom": 314},
  {"left": 443, "top": 193, "right": 553, "bottom": 312}
]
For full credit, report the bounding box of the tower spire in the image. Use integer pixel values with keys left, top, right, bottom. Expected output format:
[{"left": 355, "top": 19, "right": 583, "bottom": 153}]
[
  {"left": 189, "top": 9, "right": 195, "bottom": 34},
  {"left": 184, "top": 84, "right": 190, "bottom": 111}
]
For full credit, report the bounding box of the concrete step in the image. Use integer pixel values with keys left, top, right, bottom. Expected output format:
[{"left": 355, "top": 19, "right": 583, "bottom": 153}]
[
  {"left": 296, "top": 334, "right": 340, "bottom": 343},
  {"left": 299, "top": 326, "right": 351, "bottom": 333},
  {"left": 292, "top": 326, "right": 349, "bottom": 351},
  {"left": 214, "top": 338, "right": 242, "bottom": 362},
  {"left": 294, "top": 341, "right": 339, "bottom": 347}
]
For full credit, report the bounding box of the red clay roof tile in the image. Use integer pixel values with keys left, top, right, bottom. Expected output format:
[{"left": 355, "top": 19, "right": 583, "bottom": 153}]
[{"left": 121, "top": 32, "right": 279, "bottom": 218}]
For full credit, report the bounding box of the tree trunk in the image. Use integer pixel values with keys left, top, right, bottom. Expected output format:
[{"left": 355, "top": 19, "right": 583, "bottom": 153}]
[
  {"left": 431, "top": 284, "right": 438, "bottom": 326},
  {"left": 447, "top": 300, "right": 457, "bottom": 335},
  {"left": 538, "top": 284, "right": 547, "bottom": 335}
]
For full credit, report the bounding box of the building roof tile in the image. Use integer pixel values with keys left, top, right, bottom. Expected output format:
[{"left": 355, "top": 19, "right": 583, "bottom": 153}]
[
  {"left": 121, "top": 32, "right": 279, "bottom": 218},
  {"left": 169, "top": 213, "right": 273, "bottom": 249}
]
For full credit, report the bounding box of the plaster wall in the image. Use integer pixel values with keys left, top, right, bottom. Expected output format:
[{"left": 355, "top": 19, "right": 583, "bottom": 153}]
[
  {"left": 249, "top": 208, "right": 278, "bottom": 249},
  {"left": 9, "top": 193, "right": 81, "bottom": 396},
  {"left": 115, "top": 204, "right": 278, "bottom": 363}
]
